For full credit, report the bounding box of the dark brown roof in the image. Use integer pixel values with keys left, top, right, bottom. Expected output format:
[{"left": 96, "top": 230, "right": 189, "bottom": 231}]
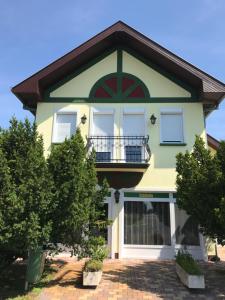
[
  {"left": 207, "top": 134, "right": 220, "bottom": 150},
  {"left": 12, "top": 21, "right": 225, "bottom": 111}
]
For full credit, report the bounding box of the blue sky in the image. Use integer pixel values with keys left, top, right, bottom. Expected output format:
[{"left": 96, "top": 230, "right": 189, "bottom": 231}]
[{"left": 1, "top": 0, "right": 225, "bottom": 139}]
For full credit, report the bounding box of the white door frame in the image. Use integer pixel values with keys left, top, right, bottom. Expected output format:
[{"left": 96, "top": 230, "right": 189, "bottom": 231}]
[
  {"left": 118, "top": 191, "right": 205, "bottom": 260},
  {"left": 104, "top": 196, "right": 113, "bottom": 258}
]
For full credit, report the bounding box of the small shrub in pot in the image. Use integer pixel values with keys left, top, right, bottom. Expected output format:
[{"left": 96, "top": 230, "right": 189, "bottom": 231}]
[{"left": 175, "top": 250, "right": 205, "bottom": 289}]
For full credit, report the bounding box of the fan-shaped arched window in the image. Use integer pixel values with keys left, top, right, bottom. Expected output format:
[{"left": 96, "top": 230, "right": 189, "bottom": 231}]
[{"left": 89, "top": 73, "right": 150, "bottom": 100}]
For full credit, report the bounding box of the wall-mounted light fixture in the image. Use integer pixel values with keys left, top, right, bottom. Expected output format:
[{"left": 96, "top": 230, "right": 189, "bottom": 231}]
[
  {"left": 114, "top": 190, "right": 120, "bottom": 204},
  {"left": 150, "top": 114, "right": 157, "bottom": 125},
  {"left": 81, "top": 114, "right": 87, "bottom": 124}
]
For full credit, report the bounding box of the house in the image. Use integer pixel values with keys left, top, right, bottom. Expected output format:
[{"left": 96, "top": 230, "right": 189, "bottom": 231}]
[
  {"left": 12, "top": 21, "right": 225, "bottom": 260},
  {"left": 207, "top": 134, "right": 220, "bottom": 155}
]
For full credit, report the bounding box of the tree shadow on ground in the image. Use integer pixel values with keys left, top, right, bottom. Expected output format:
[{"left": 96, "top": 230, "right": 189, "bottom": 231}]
[
  {"left": 8, "top": 258, "right": 225, "bottom": 300},
  {"left": 0, "top": 259, "right": 66, "bottom": 300},
  {"left": 35, "top": 259, "right": 225, "bottom": 299},
  {"left": 102, "top": 260, "right": 225, "bottom": 299},
  {"left": 38, "top": 261, "right": 95, "bottom": 290}
]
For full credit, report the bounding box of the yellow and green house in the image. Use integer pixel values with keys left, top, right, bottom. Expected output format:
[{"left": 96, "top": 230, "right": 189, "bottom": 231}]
[{"left": 12, "top": 21, "right": 225, "bottom": 260}]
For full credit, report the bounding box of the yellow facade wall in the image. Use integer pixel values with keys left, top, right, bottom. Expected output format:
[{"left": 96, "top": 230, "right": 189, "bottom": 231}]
[
  {"left": 122, "top": 51, "right": 191, "bottom": 98},
  {"left": 49, "top": 50, "right": 192, "bottom": 99},
  {"left": 50, "top": 51, "right": 117, "bottom": 98},
  {"left": 36, "top": 48, "right": 206, "bottom": 257},
  {"left": 36, "top": 102, "right": 206, "bottom": 191}
]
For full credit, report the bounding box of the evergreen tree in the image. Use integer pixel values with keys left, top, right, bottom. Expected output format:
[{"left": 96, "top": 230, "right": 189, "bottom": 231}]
[
  {"left": 0, "top": 118, "right": 53, "bottom": 251},
  {"left": 48, "top": 129, "right": 108, "bottom": 257},
  {"left": 176, "top": 136, "right": 225, "bottom": 245}
]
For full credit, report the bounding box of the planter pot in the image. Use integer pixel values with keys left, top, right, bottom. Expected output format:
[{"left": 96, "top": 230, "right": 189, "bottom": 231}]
[
  {"left": 176, "top": 263, "right": 205, "bottom": 289},
  {"left": 83, "top": 270, "right": 102, "bottom": 286},
  {"left": 26, "top": 249, "right": 47, "bottom": 284}
]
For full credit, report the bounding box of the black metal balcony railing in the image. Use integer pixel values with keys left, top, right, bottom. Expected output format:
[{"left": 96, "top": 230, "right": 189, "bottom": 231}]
[{"left": 87, "top": 136, "right": 151, "bottom": 163}]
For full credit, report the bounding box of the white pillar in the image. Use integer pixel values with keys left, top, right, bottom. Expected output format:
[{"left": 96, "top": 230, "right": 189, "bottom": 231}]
[{"left": 169, "top": 194, "right": 176, "bottom": 259}]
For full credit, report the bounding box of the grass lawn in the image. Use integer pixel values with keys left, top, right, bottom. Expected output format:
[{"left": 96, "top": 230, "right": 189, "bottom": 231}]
[{"left": 0, "top": 258, "right": 64, "bottom": 300}]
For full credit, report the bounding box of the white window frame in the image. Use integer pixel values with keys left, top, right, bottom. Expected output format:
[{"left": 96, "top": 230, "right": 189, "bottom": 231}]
[
  {"left": 104, "top": 196, "right": 113, "bottom": 258},
  {"left": 120, "top": 195, "right": 174, "bottom": 252},
  {"left": 90, "top": 108, "right": 115, "bottom": 135},
  {"left": 52, "top": 108, "right": 79, "bottom": 144},
  {"left": 90, "top": 107, "right": 115, "bottom": 160},
  {"left": 160, "top": 108, "right": 184, "bottom": 144},
  {"left": 121, "top": 107, "right": 147, "bottom": 162}
]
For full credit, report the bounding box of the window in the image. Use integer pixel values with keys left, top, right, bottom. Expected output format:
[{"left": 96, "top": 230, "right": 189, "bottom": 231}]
[
  {"left": 161, "top": 110, "right": 184, "bottom": 143},
  {"left": 92, "top": 110, "right": 114, "bottom": 162},
  {"left": 93, "top": 113, "right": 114, "bottom": 136},
  {"left": 124, "top": 201, "right": 171, "bottom": 245},
  {"left": 53, "top": 113, "right": 77, "bottom": 143},
  {"left": 175, "top": 204, "right": 200, "bottom": 246},
  {"left": 125, "top": 146, "right": 142, "bottom": 162},
  {"left": 123, "top": 111, "right": 145, "bottom": 162},
  {"left": 123, "top": 113, "right": 145, "bottom": 136}
]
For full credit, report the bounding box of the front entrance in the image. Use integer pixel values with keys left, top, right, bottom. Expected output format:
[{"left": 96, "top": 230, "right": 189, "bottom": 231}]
[
  {"left": 120, "top": 197, "right": 176, "bottom": 259},
  {"left": 117, "top": 192, "right": 205, "bottom": 260}
]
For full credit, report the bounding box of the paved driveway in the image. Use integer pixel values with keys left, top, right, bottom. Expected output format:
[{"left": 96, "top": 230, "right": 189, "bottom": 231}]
[{"left": 38, "top": 258, "right": 225, "bottom": 300}]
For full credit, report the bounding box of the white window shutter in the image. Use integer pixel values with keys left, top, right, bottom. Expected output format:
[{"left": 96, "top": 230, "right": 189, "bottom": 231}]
[
  {"left": 123, "top": 114, "right": 145, "bottom": 136},
  {"left": 54, "top": 113, "right": 76, "bottom": 143},
  {"left": 161, "top": 113, "right": 183, "bottom": 142},
  {"left": 93, "top": 114, "right": 114, "bottom": 136}
]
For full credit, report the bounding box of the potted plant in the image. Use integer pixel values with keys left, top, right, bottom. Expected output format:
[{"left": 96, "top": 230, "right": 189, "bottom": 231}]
[
  {"left": 83, "top": 236, "right": 108, "bottom": 286},
  {"left": 83, "top": 259, "right": 103, "bottom": 286},
  {"left": 175, "top": 250, "right": 205, "bottom": 289}
]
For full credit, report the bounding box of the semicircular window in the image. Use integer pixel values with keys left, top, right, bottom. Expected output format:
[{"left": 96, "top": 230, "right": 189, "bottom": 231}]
[{"left": 90, "top": 73, "right": 150, "bottom": 101}]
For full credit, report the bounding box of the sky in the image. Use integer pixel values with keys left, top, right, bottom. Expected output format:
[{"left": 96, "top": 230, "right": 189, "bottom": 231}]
[{"left": 0, "top": 0, "right": 225, "bottom": 139}]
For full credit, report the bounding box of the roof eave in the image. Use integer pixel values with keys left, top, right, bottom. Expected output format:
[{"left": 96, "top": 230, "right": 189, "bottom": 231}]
[{"left": 11, "top": 21, "right": 225, "bottom": 109}]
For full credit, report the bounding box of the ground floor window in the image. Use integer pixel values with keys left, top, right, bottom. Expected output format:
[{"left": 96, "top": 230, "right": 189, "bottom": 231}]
[
  {"left": 175, "top": 204, "right": 200, "bottom": 246},
  {"left": 124, "top": 201, "right": 171, "bottom": 245}
]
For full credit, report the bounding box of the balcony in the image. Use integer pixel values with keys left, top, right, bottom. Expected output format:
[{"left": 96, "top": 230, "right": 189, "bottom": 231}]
[
  {"left": 87, "top": 135, "right": 151, "bottom": 165},
  {"left": 87, "top": 136, "right": 151, "bottom": 189}
]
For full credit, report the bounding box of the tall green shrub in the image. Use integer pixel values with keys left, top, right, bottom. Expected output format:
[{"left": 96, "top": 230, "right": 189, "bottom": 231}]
[
  {"left": 0, "top": 118, "right": 54, "bottom": 251},
  {"left": 176, "top": 136, "right": 225, "bottom": 245},
  {"left": 48, "top": 129, "right": 109, "bottom": 257}
]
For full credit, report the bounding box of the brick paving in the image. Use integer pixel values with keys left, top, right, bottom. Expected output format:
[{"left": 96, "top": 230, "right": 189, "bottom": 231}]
[{"left": 38, "top": 257, "right": 225, "bottom": 300}]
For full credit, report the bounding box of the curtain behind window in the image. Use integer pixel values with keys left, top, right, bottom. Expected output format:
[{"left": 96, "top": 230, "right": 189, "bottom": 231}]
[{"left": 124, "top": 201, "right": 171, "bottom": 245}]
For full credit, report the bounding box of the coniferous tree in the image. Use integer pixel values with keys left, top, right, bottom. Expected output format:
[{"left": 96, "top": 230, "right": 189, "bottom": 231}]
[
  {"left": 48, "top": 129, "right": 108, "bottom": 257},
  {"left": 176, "top": 136, "right": 225, "bottom": 245},
  {"left": 0, "top": 149, "right": 17, "bottom": 247},
  {"left": 0, "top": 118, "right": 54, "bottom": 251}
]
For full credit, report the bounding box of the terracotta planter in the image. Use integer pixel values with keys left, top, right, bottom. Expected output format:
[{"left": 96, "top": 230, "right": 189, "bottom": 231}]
[
  {"left": 176, "top": 263, "right": 205, "bottom": 289},
  {"left": 83, "top": 270, "right": 102, "bottom": 286}
]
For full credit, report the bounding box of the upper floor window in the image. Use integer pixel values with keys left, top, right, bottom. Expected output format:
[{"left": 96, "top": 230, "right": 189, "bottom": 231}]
[
  {"left": 53, "top": 112, "right": 77, "bottom": 143},
  {"left": 160, "top": 109, "right": 184, "bottom": 144},
  {"left": 123, "top": 109, "right": 145, "bottom": 136},
  {"left": 123, "top": 109, "right": 145, "bottom": 162},
  {"left": 91, "top": 109, "right": 114, "bottom": 162},
  {"left": 92, "top": 110, "right": 114, "bottom": 136}
]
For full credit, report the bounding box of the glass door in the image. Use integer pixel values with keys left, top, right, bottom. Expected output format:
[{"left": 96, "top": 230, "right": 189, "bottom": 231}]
[{"left": 124, "top": 201, "right": 171, "bottom": 245}]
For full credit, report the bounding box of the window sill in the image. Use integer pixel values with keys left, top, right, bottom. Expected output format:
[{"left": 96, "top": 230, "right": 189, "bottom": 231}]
[{"left": 160, "top": 143, "right": 187, "bottom": 146}]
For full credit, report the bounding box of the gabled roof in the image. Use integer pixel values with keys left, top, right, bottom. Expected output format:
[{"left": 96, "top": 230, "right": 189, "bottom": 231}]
[
  {"left": 207, "top": 134, "right": 220, "bottom": 150},
  {"left": 12, "top": 21, "right": 225, "bottom": 112}
]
